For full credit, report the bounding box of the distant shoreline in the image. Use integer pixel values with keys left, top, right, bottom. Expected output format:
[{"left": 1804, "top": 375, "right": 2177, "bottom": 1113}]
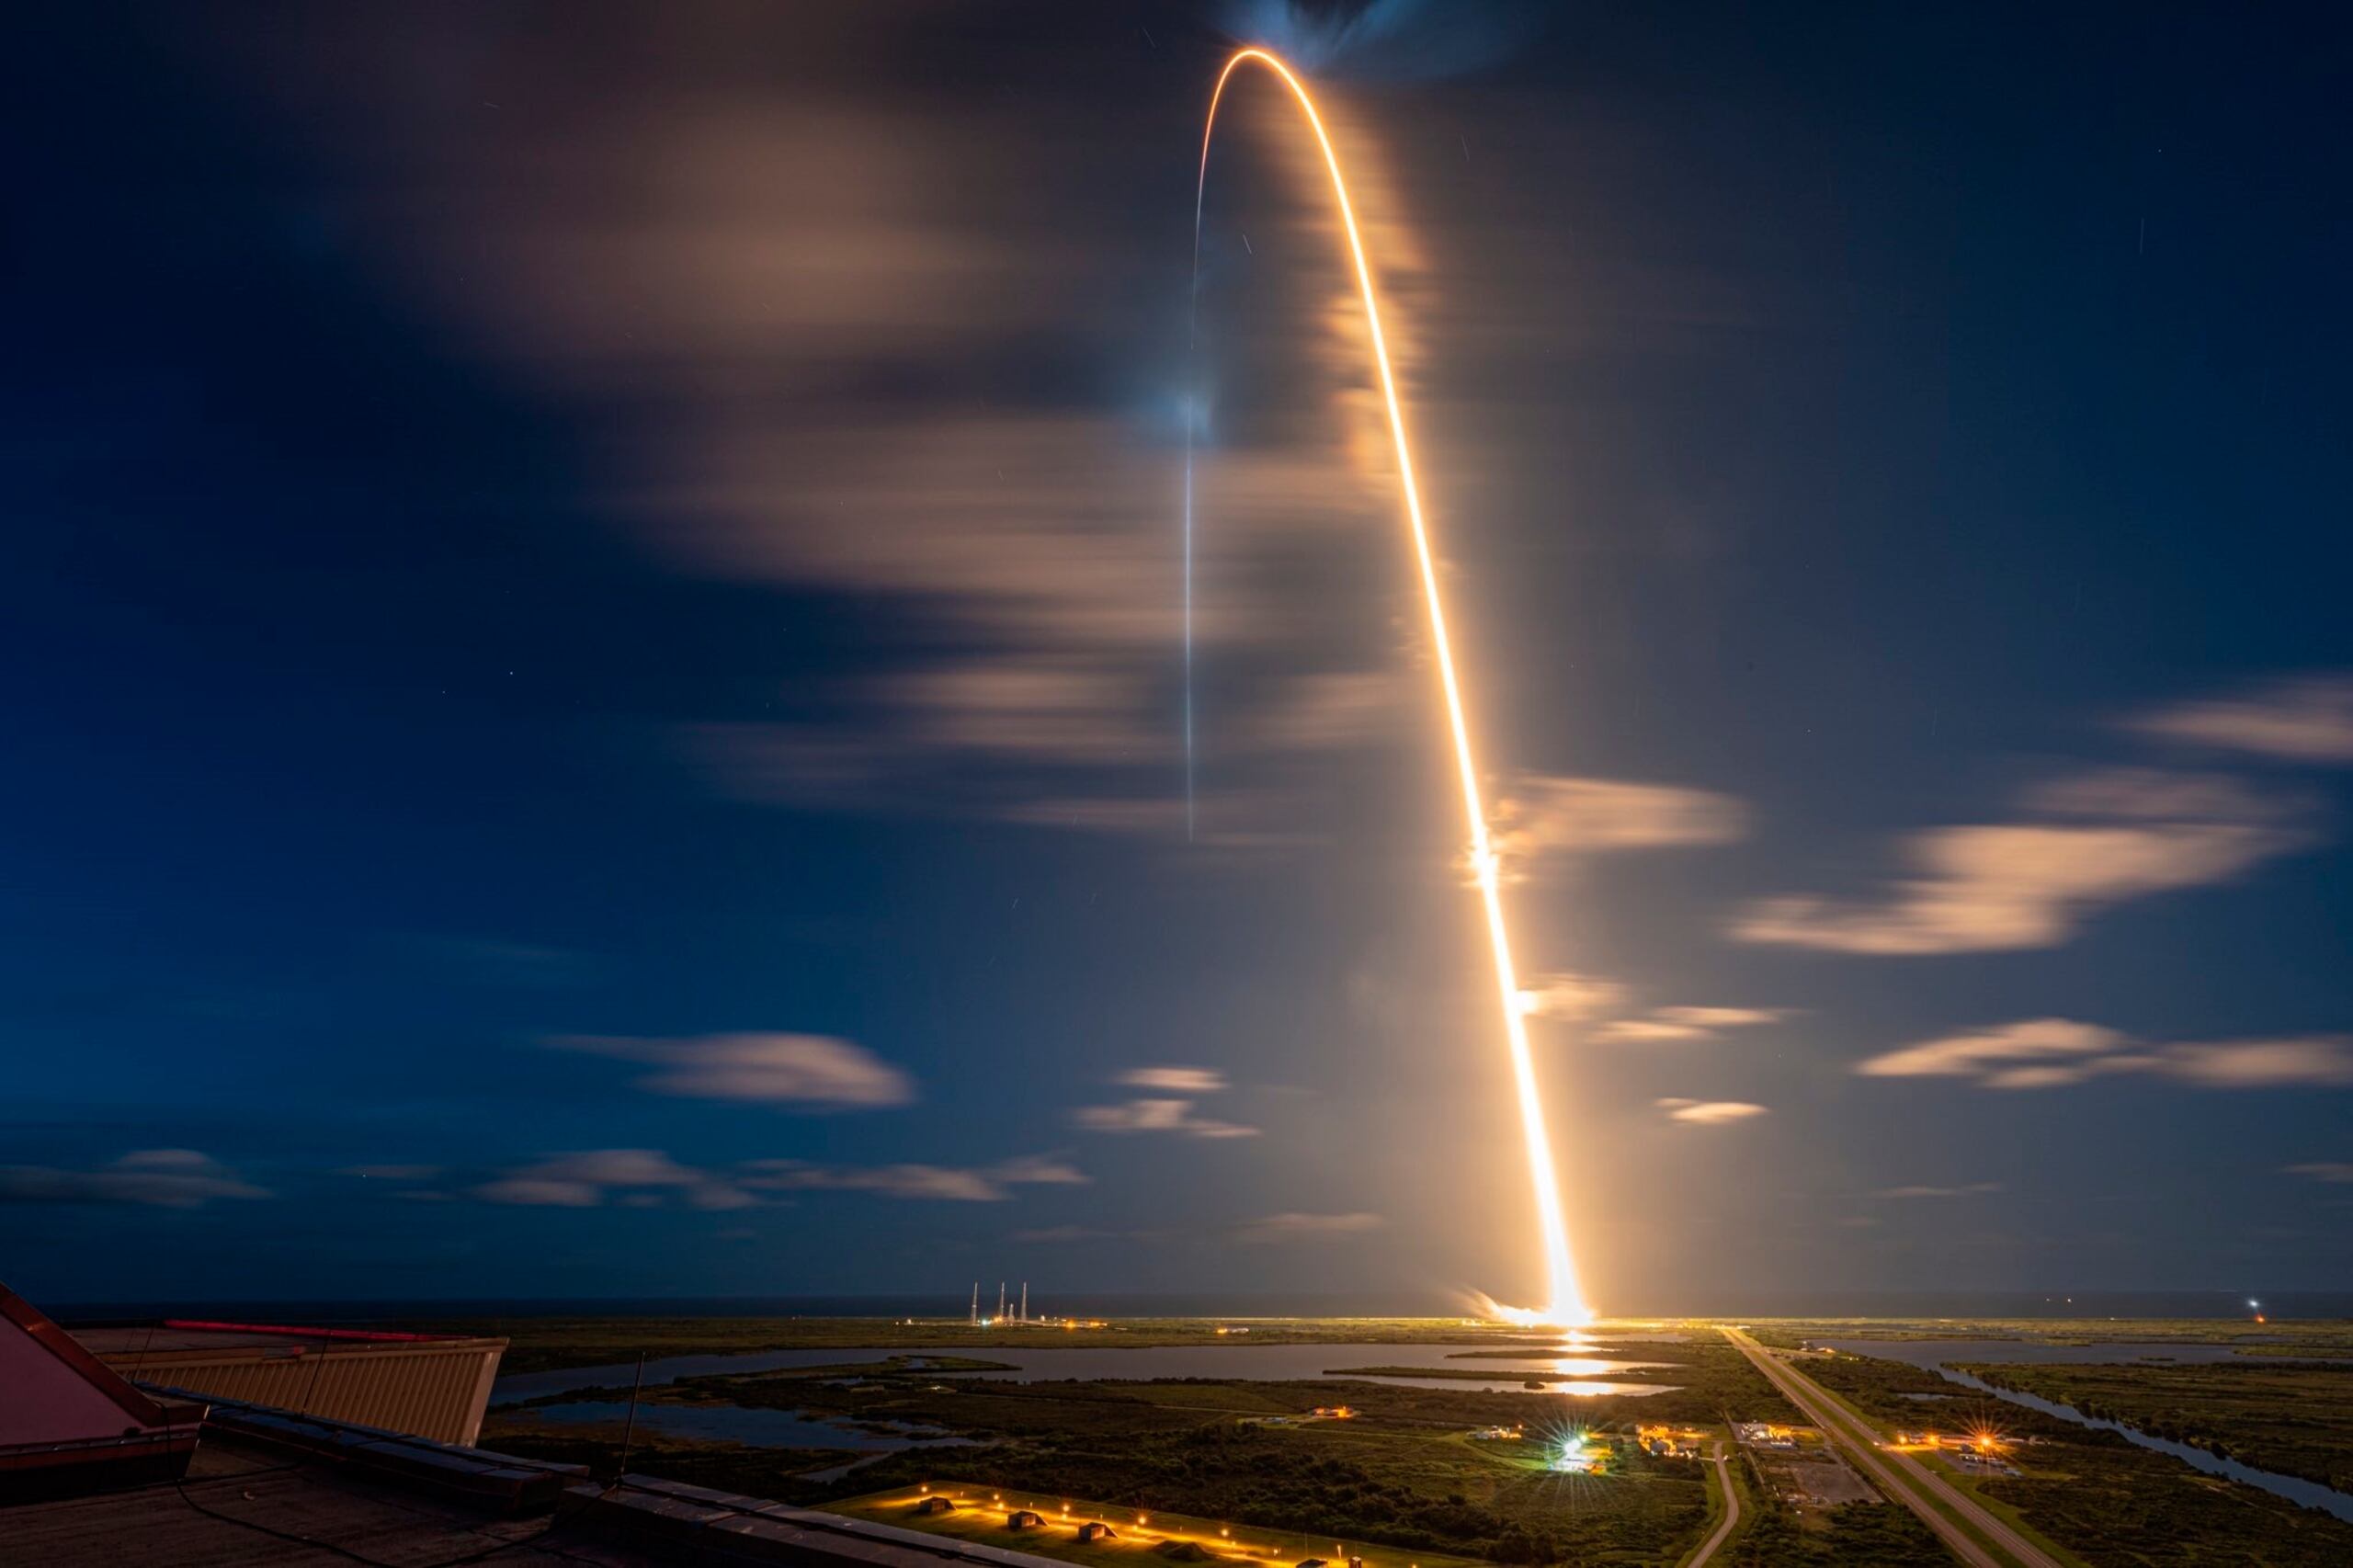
[{"left": 48, "top": 1290, "right": 2353, "bottom": 1324}]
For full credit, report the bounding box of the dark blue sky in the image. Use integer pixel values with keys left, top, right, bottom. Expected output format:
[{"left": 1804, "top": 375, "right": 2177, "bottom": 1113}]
[{"left": 5, "top": 1, "right": 2348, "bottom": 1309}]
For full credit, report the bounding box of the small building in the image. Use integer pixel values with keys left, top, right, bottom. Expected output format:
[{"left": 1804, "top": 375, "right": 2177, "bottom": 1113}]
[
  {"left": 1007, "top": 1509, "right": 1047, "bottom": 1529},
  {"left": 915, "top": 1495, "right": 958, "bottom": 1515},
  {"left": 1469, "top": 1425, "right": 1523, "bottom": 1441},
  {"left": 1077, "top": 1521, "right": 1117, "bottom": 1542}
]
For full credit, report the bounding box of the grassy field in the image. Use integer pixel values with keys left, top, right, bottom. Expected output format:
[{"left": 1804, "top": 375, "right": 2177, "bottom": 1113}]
[
  {"left": 465, "top": 1314, "right": 2353, "bottom": 1565},
  {"left": 1741, "top": 1319, "right": 2353, "bottom": 1352},
  {"left": 1788, "top": 1344, "right": 2353, "bottom": 1567},
  {"left": 833, "top": 1482, "right": 1491, "bottom": 1568},
  {"left": 1954, "top": 1359, "right": 2353, "bottom": 1494},
  {"left": 478, "top": 1339, "right": 1785, "bottom": 1565}
]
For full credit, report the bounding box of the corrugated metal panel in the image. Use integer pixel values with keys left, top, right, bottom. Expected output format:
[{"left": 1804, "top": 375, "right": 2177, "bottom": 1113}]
[{"left": 101, "top": 1341, "right": 504, "bottom": 1446}]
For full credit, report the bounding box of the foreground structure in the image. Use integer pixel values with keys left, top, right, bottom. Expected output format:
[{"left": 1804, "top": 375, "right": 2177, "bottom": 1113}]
[{"left": 74, "top": 1317, "right": 508, "bottom": 1446}]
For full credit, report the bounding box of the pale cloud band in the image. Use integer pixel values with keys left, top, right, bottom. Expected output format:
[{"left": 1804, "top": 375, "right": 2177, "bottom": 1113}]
[
  {"left": 1655, "top": 1097, "right": 1769, "bottom": 1126},
  {"left": 1074, "top": 1064, "right": 1258, "bottom": 1138},
  {"left": 1733, "top": 766, "right": 2314, "bottom": 955},
  {"left": 2130, "top": 673, "right": 2353, "bottom": 763},
  {"left": 1857, "top": 1018, "right": 2353, "bottom": 1090},
  {"left": 0, "top": 1150, "right": 269, "bottom": 1209},
  {"left": 471, "top": 1149, "right": 1086, "bottom": 1207},
  {"left": 1493, "top": 775, "right": 1747, "bottom": 872},
  {"left": 1591, "top": 1005, "right": 1784, "bottom": 1044},
  {"left": 548, "top": 1031, "right": 915, "bottom": 1107}
]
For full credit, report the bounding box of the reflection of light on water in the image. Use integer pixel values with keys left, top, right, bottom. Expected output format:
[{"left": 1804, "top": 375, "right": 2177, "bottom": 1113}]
[
  {"left": 1539, "top": 1358, "right": 1626, "bottom": 1378},
  {"left": 1551, "top": 1380, "right": 1638, "bottom": 1397}
]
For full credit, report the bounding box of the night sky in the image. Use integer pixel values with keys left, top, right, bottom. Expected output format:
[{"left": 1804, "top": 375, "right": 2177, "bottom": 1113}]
[{"left": 6, "top": 2, "right": 2348, "bottom": 1310}]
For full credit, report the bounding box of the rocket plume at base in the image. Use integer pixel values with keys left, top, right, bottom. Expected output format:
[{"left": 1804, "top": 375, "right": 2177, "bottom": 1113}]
[{"left": 1185, "top": 48, "right": 1592, "bottom": 1327}]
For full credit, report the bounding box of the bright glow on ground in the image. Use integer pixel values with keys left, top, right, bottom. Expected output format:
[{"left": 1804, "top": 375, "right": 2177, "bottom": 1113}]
[{"left": 1193, "top": 47, "right": 1593, "bottom": 1330}]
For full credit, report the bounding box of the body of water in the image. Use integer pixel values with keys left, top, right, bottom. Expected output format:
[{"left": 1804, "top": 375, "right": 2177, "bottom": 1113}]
[
  {"left": 495, "top": 1342, "right": 1676, "bottom": 1405},
  {"left": 522, "top": 1400, "right": 979, "bottom": 1454},
  {"left": 1816, "top": 1337, "right": 2353, "bottom": 1524}
]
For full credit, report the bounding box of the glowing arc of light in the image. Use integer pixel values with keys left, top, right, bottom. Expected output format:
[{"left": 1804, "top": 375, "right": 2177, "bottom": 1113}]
[{"left": 1187, "top": 47, "right": 1591, "bottom": 1327}]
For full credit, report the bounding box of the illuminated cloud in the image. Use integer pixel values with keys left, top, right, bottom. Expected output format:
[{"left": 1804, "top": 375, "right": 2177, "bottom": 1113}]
[
  {"left": 2284, "top": 1163, "right": 2353, "bottom": 1184},
  {"left": 1076, "top": 1068, "right": 1257, "bottom": 1138},
  {"left": 2157, "top": 1038, "right": 2353, "bottom": 1087},
  {"left": 475, "top": 1176, "right": 602, "bottom": 1208},
  {"left": 1590, "top": 1005, "right": 1784, "bottom": 1043},
  {"left": 549, "top": 1031, "right": 915, "bottom": 1107},
  {"left": 472, "top": 1148, "right": 758, "bottom": 1210},
  {"left": 523, "top": 1150, "right": 706, "bottom": 1187},
  {"left": 1233, "top": 1210, "right": 1386, "bottom": 1243},
  {"left": 1734, "top": 767, "right": 2313, "bottom": 954},
  {"left": 1655, "top": 1098, "right": 1769, "bottom": 1126},
  {"left": 1074, "top": 1098, "right": 1260, "bottom": 1139},
  {"left": 1517, "top": 972, "right": 1627, "bottom": 1020},
  {"left": 1493, "top": 775, "right": 1747, "bottom": 868},
  {"left": 1858, "top": 1022, "right": 2353, "bottom": 1090},
  {"left": 2130, "top": 673, "right": 2353, "bottom": 763},
  {"left": 0, "top": 1149, "right": 269, "bottom": 1209},
  {"left": 1856, "top": 1018, "right": 2126, "bottom": 1079},
  {"left": 1120, "top": 1066, "right": 1229, "bottom": 1094},
  {"left": 231, "top": 7, "right": 1431, "bottom": 846}
]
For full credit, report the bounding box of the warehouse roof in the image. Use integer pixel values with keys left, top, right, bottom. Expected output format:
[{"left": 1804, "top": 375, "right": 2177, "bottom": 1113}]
[{"left": 74, "top": 1320, "right": 502, "bottom": 1357}]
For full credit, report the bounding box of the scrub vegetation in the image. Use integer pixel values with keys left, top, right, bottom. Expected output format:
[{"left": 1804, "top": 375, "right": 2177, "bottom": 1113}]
[
  {"left": 478, "top": 1328, "right": 1802, "bottom": 1564},
  {"left": 1790, "top": 1346, "right": 2353, "bottom": 1567},
  {"left": 1953, "top": 1359, "right": 2353, "bottom": 1494}
]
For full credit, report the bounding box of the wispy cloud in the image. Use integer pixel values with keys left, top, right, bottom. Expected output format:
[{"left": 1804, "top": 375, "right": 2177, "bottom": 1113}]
[
  {"left": 1119, "top": 1066, "right": 1229, "bottom": 1094},
  {"left": 2284, "top": 1163, "right": 2353, "bottom": 1184},
  {"left": 1075, "top": 1066, "right": 1257, "bottom": 1139},
  {"left": 1492, "top": 775, "right": 1746, "bottom": 874},
  {"left": 0, "top": 1149, "right": 269, "bottom": 1209},
  {"left": 233, "top": 7, "right": 1432, "bottom": 847},
  {"left": 1074, "top": 1099, "right": 1260, "bottom": 1139},
  {"left": 470, "top": 1148, "right": 1080, "bottom": 1208},
  {"left": 474, "top": 1148, "right": 757, "bottom": 1210},
  {"left": 1233, "top": 1210, "right": 1386, "bottom": 1244},
  {"left": 1858, "top": 1020, "right": 2353, "bottom": 1090},
  {"left": 741, "top": 1154, "right": 1087, "bottom": 1203},
  {"left": 1856, "top": 1018, "right": 2126, "bottom": 1081},
  {"left": 1734, "top": 767, "right": 2313, "bottom": 954},
  {"left": 1655, "top": 1098, "right": 1769, "bottom": 1126},
  {"left": 548, "top": 1032, "right": 915, "bottom": 1107},
  {"left": 2131, "top": 673, "right": 2353, "bottom": 763},
  {"left": 1592, "top": 1005, "right": 1784, "bottom": 1044},
  {"left": 1517, "top": 972, "right": 1628, "bottom": 1021}
]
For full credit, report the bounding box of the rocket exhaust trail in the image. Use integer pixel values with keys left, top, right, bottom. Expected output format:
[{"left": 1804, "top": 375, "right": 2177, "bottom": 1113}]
[{"left": 1184, "top": 48, "right": 1591, "bottom": 1327}]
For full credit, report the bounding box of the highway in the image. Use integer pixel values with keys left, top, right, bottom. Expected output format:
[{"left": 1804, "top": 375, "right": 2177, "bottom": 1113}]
[
  {"left": 1681, "top": 1441, "right": 1741, "bottom": 1568},
  {"left": 1722, "top": 1328, "right": 2063, "bottom": 1568}
]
